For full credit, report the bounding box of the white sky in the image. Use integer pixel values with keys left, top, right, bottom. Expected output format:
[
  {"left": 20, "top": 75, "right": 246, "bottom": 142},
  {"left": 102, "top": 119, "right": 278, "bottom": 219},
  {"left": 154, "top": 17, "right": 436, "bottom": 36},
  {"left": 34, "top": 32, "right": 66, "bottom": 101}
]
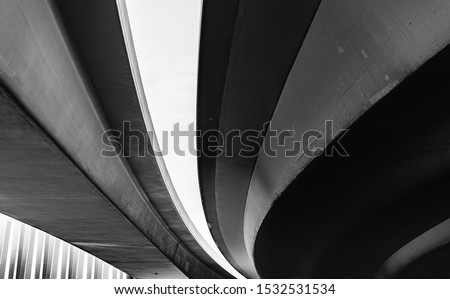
[{"left": 124, "top": 0, "right": 243, "bottom": 278}]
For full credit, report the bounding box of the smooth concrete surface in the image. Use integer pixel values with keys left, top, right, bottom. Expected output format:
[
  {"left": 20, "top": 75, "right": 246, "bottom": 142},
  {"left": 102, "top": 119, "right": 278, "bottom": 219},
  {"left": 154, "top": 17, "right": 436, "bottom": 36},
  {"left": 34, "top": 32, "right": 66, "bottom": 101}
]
[
  {"left": 376, "top": 219, "right": 450, "bottom": 278},
  {"left": 253, "top": 45, "right": 450, "bottom": 277},
  {"left": 395, "top": 243, "right": 450, "bottom": 278},
  {"left": 0, "top": 86, "right": 185, "bottom": 278},
  {"left": 197, "top": 0, "right": 321, "bottom": 278},
  {"left": 0, "top": 0, "right": 225, "bottom": 278},
  {"left": 54, "top": 0, "right": 231, "bottom": 278},
  {"left": 197, "top": 0, "right": 242, "bottom": 277},
  {"left": 244, "top": 0, "right": 450, "bottom": 273}
]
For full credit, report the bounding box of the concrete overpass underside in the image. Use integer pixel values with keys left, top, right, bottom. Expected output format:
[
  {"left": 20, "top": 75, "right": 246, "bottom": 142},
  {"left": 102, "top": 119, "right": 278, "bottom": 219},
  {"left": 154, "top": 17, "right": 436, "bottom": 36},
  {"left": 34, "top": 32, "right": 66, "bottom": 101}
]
[
  {"left": 197, "top": 0, "right": 450, "bottom": 278},
  {"left": 2, "top": 0, "right": 450, "bottom": 279},
  {"left": 254, "top": 44, "right": 450, "bottom": 278},
  {"left": 0, "top": 85, "right": 185, "bottom": 278},
  {"left": 0, "top": 0, "right": 230, "bottom": 279}
]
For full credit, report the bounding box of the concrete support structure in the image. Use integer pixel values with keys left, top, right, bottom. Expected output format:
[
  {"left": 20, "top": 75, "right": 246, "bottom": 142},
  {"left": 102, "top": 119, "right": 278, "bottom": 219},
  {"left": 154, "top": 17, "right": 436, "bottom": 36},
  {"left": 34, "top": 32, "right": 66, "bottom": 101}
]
[
  {"left": 197, "top": 0, "right": 450, "bottom": 278},
  {"left": 254, "top": 44, "right": 450, "bottom": 277},
  {"left": 2, "top": 0, "right": 450, "bottom": 279},
  {"left": 0, "top": 0, "right": 229, "bottom": 278}
]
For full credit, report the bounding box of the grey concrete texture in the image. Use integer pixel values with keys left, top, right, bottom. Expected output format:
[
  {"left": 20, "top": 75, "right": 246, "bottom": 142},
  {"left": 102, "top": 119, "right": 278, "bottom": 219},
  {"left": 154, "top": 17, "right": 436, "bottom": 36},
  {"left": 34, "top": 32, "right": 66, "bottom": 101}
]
[
  {"left": 54, "top": 0, "right": 231, "bottom": 278},
  {"left": 197, "top": 0, "right": 321, "bottom": 278},
  {"left": 0, "top": 86, "right": 185, "bottom": 278},
  {"left": 253, "top": 44, "right": 450, "bottom": 277},
  {"left": 198, "top": 0, "right": 450, "bottom": 278},
  {"left": 0, "top": 0, "right": 226, "bottom": 278},
  {"left": 245, "top": 0, "right": 450, "bottom": 269}
]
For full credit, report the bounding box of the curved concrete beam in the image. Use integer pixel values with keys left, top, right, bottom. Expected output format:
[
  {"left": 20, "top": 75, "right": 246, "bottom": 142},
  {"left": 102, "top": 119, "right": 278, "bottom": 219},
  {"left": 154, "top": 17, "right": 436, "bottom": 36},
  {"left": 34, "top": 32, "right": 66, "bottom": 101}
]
[
  {"left": 252, "top": 43, "right": 450, "bottom": 278},
  {"left": 197, "top": 0, "right": 321, "bottom": 278},
  {"left": 0, "top": 85, "right": 185, "bottom": 278},
  {"left": 197, "top": 0, "right": 242, "bottom": 276},
  {"left": 244, "top": 0, "right": 450, "bottom": 270},
  {"left": 54, "top": 0, "right": 231, "bottom": 278},
  {"left": 376, "top": 219, "right": 450, "bottom": 278},
  {"left": 0, "top": 0, "right": 225, "bottom": 278}
]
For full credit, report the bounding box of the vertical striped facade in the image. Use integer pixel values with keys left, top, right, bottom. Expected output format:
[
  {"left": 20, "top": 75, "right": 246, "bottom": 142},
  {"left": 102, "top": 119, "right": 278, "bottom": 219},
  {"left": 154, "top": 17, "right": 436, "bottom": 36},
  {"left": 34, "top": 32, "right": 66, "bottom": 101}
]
[{"left": 0, "top": 214, "right": 131, "bottom": 279}]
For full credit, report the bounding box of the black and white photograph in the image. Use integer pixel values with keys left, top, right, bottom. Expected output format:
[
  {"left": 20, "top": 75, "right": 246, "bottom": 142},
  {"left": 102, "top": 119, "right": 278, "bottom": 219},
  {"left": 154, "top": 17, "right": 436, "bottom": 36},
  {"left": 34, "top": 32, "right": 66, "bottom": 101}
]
[{"left": 0, "top": 0, "right": 450, "bottom": 297}]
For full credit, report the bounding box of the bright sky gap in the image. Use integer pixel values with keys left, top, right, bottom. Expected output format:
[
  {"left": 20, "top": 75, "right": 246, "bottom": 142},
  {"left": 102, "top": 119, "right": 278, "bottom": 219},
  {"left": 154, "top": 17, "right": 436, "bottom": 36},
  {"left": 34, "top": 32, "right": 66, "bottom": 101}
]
[{"left": 124, "top": 0, "right": 243, "bottom": 278}]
